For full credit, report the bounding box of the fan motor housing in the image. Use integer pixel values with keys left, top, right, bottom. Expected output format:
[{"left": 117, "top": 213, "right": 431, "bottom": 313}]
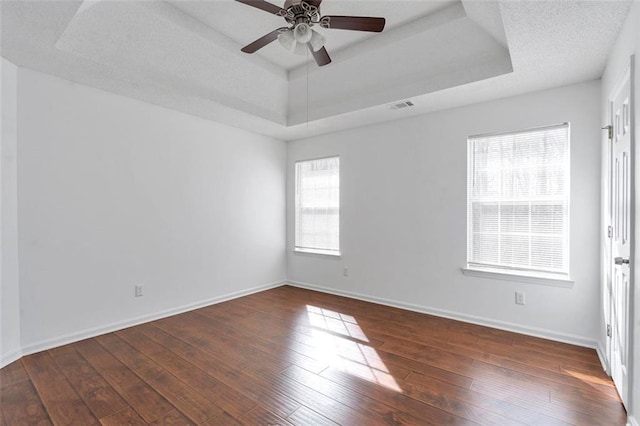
[{"left": 283, "top": 0, "right": 320, "bottom": 25}]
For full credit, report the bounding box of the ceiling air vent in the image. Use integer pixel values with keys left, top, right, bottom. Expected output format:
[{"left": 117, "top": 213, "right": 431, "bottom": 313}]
[{"left": 389, "top": 100, "right": 415, "bottom": 110}]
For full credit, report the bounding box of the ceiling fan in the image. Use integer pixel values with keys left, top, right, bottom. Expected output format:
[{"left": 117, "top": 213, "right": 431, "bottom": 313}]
[{"left": 235, "top": 0, "right": 386, "bottom": 66}]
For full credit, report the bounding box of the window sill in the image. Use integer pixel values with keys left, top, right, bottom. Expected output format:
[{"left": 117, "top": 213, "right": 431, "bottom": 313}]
[
  {"left": 294, "top": 248, "right": 341, "bottom": 259},
  {"left": 462, "top": 267, "right": 574, "bottom": 287}
]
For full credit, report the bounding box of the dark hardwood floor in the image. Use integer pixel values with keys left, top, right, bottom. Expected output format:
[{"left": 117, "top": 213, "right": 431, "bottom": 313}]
[{"left": 0, "top": 285, "right": 626, "bottom": 425}]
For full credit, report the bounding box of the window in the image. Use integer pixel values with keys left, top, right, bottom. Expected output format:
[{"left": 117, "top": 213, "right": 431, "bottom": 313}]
[
  {"left": 466, "top": 123, "right": 570, "bottom": 281},
  {"left": 295, "top": 156, "right": 340, "bottom": 256}
]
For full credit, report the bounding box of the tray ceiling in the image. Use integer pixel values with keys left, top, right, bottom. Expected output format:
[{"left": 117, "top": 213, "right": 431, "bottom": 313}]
[{"left": 0, "top": 0, "right": 632, "bottom": 140}]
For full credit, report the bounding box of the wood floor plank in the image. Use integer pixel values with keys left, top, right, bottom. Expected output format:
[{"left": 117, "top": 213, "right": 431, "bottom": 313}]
[
  {"left": 253, "top": 287, "right": 477, "bottom": 341},
  {"left": 48, "top": 346, "right": 128, "bottom": 419},
  {"left": 164, "top": 314, "right": 368, "bottom": 425},
  {"left": 470, "top": 379, "right": 626, "bottom": 425},
  {"left": 0, "top": 360, "right": 29, "bottom": 389},
  {"left": 283, "top": 364, "right": 470, "bottom": 425},
  {"left": 115, "top": 327, "right": 256, "bottom": 418},
  {"left": 203, "top": 412, "right": 244, "bottom": 426},
  {"left": 319, "top": 366, "right": 503, "bottom": 425},
  {"left": 473, "top": 358, "right": 620, "bottom": 405},
  {"left": 191, "top": 310, "right": 330, "bottom": 375},
  {"left": 157, "top": 311, "right": 293, "bottom": 375},
  {"left": 237, "top": 405, "right": 293, "bottom": 425},
  {"left": 549, "top": 385, "right": 628, "bottom": 418},
  {"left": 99, "top": 406, "right": 146, "bottom": 425},
  {"left": 359, "top": 317, "right": 617, "bottom": 406},
  {"left": 95, "top": 333, "right": 223, "bottom": 424},
  {"left": 195, "top": 305, "right": 411, "bottom": 383},
  {"left": 559, "top": 362, "right": 613, "bottom": 384},
  {"left": 148, "top": 408, "right": 194, "bottom": 425},
  {"left": 404, "top": 371, "right": 568, "bottom": 425},
  {"left": 0, "top": 379, "right": 52, "bottom": 425},
  {"left": 214, "top": 297, "right": 386, "bottom": 348},
  {"left": 147, "top": 321, "right": 378, "bottom": 426},
  {"left": 378, "top": 351, "right": 473, "bottom": 388},
  {"left": 138, "top": 322, "right": 302, "bottom": 419},
  {"left": 517, "top": 334, "right": 603, "bottom": 364},
  {"left": 0, "top": 285, "right": 626, "bottom": 425},
  {"left": 250, "top": 369, "right": 380, "bottom": 426},
  {"left": 469, "top": 353, "right": 615, "bottom": 402},
  {"left": 74, "top": 338, "right": 176, "bottom": 423},
  {"left": 286, "top": 406, "right": 338, "bottom": 426},
  {"left": 21, "top": 352, "right": 100, "bottom": 425},
  {"left": 378, "top": 338, "right": 475, "bottom": 375}
]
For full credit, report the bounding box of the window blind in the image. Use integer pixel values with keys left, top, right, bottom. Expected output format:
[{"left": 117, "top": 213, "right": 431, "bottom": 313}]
[
  {"left": 295, "top": 156, "right": 340, "bottom": 255},
  {"left": 467, "top": 123, "right": 570, "bottom": 276}
]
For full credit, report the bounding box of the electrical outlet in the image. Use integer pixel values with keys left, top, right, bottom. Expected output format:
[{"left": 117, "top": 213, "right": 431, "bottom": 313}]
[
  {"left": 343, "top": 267, "right": 349, "bottom": 277},
  {"left": 135, "top": 284, "right": 143, "bottom": 297},
  {"left": 515, "top": 291, "right": 525, "bottom": 305}
]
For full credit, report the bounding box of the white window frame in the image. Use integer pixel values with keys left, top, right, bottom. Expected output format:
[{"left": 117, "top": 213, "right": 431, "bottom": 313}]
[
  {"left": 294, "top": 156, "right": 340, "bottom": 257},
  {"left": 463, "top": 123, "right": 573, "bottom": 286}
]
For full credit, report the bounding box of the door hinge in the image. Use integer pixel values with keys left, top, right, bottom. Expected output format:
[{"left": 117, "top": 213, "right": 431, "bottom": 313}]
[
  {"left": 602, "top": 125, "right": 613, "bottom": 139},
  {"left": 607, "top": 324, "right": 612, "bottom": 337},
  {"left": 608, "top": 226, "right": 613, "bottom": 238}
]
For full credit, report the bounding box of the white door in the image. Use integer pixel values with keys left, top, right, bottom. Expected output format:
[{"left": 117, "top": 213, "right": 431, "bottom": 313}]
[{"left": 609, "top": 66, "right": 632, "bottom": 407}]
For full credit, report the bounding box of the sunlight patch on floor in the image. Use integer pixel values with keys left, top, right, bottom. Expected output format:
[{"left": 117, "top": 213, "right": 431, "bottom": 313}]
[
  {"left": 306, "top": 305, "right": 402, "bottom": 392},
  {"left": 306, "top": 305, "right": 369, "bottom": 342},
  {"left": 563, "top": 367, "right": 618, "bottom": 388}
]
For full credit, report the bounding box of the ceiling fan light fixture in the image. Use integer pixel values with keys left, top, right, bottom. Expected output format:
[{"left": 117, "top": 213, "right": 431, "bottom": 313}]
[
  {"left": 309, "top": 29, "right": 325, "bottom": 52},
  {"left": 277, "top": 29, "right": 295, "bottom": 51},
  {"left": 293, "top": 22, "right": 312, "bottom": 43},
  {"left": 278, "top": 27, "right": 320, "bottom": 55}
]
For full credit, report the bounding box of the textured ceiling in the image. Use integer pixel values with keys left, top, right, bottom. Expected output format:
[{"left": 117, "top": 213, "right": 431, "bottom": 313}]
[{"left": 0, "top": 0, "right": 633, "bottom": 141}]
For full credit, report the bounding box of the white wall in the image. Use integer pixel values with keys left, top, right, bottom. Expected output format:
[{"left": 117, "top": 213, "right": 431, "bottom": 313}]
[
  {"left": 1, "top": 58, "right": 21, "bottom": 366},
  {"left": 287, "top": 80, "right": 602, "bottom": 346},
  {"left": 16, "top": 68, "right": 286, "bottom": 354},
  {"left": 601, "top": 1, "right": 640, "bottom": 421}
]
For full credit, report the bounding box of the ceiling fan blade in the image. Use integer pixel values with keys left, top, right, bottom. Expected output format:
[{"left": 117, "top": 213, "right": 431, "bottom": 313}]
[
  {"left": 235, "top": 0, "right": 285, "bottom": 16},
  {"left": 320, "top": 16, "right": 385, "bottom": 32},
  {"left": 309, "top": 44, "right": 331, "bottom": 66},
  {"left": 241, "top": 28, "right": 286, "bottom": 53},
  {"left": 304, "top": 0, "right": 322, "bottom": 8}
]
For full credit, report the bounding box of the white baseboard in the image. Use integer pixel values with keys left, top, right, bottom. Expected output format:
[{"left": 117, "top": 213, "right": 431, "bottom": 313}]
[
  {"left": 0, "top": 348, "right": 23, "bottom": 369},
  {"left": 287, "top": 280, "right": 600, "bottom": 349},
  {"left": 628, "top": 415, "right": 638, "bottom": 426},
  {"left": 596, "top": 341, "right": 611, "bottom": 375},
  {"left": 18, "top": 280, "right": 286, "bottom": 359},
  {"left": 4, "top": 279, "right": 605, "bottom": 369}
]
